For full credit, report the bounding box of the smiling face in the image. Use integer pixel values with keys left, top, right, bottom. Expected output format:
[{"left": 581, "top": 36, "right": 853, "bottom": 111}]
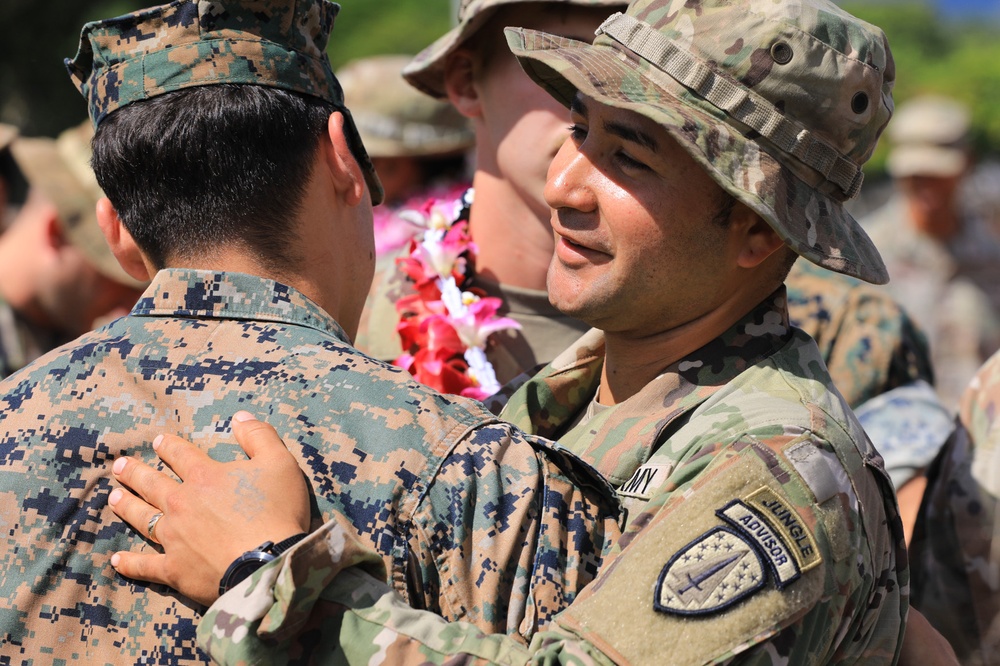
[{"left": 544, "top": 94, "right": 749, "bottom": 335}]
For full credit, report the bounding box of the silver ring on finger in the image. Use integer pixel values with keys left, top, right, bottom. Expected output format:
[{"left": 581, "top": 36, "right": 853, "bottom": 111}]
[{"left": 147, "top": 512, "right": 164, "bottom": 540}]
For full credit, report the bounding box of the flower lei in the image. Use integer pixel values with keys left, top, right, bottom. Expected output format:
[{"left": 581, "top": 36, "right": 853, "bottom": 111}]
[{"left": 393, "top": 189, "right": 521, "bottom": 400}]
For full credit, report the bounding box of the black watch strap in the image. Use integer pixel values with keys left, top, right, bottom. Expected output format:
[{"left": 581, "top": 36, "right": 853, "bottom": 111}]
[{"left": 218, "top": 532, "right": 309, "bottom": 597}]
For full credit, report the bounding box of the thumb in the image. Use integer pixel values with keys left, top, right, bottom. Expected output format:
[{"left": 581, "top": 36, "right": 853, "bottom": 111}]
[{"left": 231, "top": 411, "right": 290, "bottom": 460}]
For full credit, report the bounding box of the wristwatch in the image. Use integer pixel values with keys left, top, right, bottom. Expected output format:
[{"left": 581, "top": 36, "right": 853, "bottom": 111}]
[{"left": 218, "top": 532, "right": 308, "bottom": 596}]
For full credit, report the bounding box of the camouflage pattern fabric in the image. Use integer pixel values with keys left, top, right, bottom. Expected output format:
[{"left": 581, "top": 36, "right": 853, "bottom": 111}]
[
  {"left": 65, "top": 0, "right": 383, "bottom": 204},
  {"left": 195, "top": 289, "right": 908, "bottom": 664},
  {"left": 785, "top": 258, "right": 933, "bottom": 410},
  {"left": 401, "top": 0, "right": 627, "bottom": 99},
  {"left": 911, "top": 349, "right": 1000, "bottom": 665},
  {"left": 0, "top": 269, "right": 620, "bottom": 663},
  {"left": 0, "top": 293, "right": 63, "bottom": 379},
  {"left": 355, "top": 191, "right": 589, "bottom": 387},
  {"left": 506, "top": 0, "right": 894, "bottom": 285},
  {"left": 864, "top": 195, "right": 1000, "bottom": 409}
]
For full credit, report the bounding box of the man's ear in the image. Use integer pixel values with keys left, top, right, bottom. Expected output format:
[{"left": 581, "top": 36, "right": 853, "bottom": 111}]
[
  {"left": 732, "top": 204, "right": 785, "bottom": 269},
  {"left": 325, "top": 111, "right": 365, "bottom": 206},
  {"left": 96, "top": 197, "right": 153, "bottom": 280},
  {"left": 443, "top": 48, "right": 482, "bottom": 119}
]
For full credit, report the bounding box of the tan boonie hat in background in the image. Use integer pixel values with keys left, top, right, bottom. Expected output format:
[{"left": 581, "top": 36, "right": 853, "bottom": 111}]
[
  {"left": 507, "top": 0, "right": 895, "bottom": 285},
  {"left": 10, "top": 123, "right": 146, "bottom": 288},
  {"left": 403, "top": 0, "right": 627, "bottom": 99},
  {"left": 887, "top": 95, "right": 970, "bottom": 179},
  {"left": 64, "top": 0, "right": 384, "bottom": 205},
  {"left": 338, "top": 55, "right": 474, "bottom": 158}
]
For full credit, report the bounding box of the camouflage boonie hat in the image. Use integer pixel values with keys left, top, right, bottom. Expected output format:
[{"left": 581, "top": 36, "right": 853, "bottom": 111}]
[
  {"left": 403, "top": 0, "right": 626, "bottom": 99},
  {"left": 10, "top": 123, "right": 146, "bottom": 288},
  {"left": 338, "top": 55, "right": 474, "bottom": 158},
  {"left": 64, "top": 0, "right": 384, "bottom": 205},
  {"left": 507, "top": 0, "right": 894, "bottom": 284}
]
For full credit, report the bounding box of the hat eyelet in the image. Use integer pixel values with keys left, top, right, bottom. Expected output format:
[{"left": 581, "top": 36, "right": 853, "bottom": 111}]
[
  {"left": 770, "top": 42, "right": 793, "bottom": 65},
  {"left": 851, "top": 92, "right": 870, "bottom": 114}
]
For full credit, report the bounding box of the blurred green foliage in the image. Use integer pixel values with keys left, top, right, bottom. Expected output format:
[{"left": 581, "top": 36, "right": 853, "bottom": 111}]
[
  {"left": 2, "top": 0, "right": 998, "bottom": 181},
  {"left": 0, "top": 0, "right": 452, "bottom": 136}
]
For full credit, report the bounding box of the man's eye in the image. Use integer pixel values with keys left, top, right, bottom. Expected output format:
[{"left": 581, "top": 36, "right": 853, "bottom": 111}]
[
  {"left": 616, "top": 152, "right": 651, "bottom": 172},
  {"left": 568, "top": 124, "right": 587, "bottom": 140}
]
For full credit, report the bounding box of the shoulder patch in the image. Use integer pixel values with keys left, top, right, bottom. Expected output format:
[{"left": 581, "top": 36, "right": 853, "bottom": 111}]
[{"left": 654, "top": 527, "right": 766, "bottom": 616}]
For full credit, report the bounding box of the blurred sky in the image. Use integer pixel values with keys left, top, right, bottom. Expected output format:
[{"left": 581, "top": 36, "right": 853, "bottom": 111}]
[{"left": 928, "top": 0, "right": 999, "bottom": 17}]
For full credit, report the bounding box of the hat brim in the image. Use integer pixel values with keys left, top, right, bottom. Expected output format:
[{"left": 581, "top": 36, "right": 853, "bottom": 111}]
[
  {"left": 507, "top": 27, "right": 889, "bottom": 285},
  {"left": 402, "top": 0, "right": 629, "bottom": 99},
  {"left": 887, "top": 145, "right": 967, "bottom": 179}
]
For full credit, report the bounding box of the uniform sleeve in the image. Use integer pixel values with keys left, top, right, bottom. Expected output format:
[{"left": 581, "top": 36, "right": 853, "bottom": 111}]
[
  {"left": 403, "top": 426, "right": 620, "bottom": 641},
  {"left": 196, "top": 514, "right": 615, "bottom": 665},
  {"left": 198, "top": 431, "right": 905, "bottom": 665}
]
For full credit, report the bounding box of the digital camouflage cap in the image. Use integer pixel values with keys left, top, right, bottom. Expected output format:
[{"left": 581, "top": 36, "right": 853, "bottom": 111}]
[
  {"left": 507, "top": 0, "right": 894, "bottom": 284},
  {"left": 64, "top": 0, "right": 384, "bottom": 205},
  {"left": 403, "top": 0, "right": 627, "bottom": 99}
]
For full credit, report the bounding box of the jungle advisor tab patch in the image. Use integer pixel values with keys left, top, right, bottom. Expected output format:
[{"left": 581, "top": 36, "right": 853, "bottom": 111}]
[{"left": 654, "top": 527, "right": 766, "bottom": 616}]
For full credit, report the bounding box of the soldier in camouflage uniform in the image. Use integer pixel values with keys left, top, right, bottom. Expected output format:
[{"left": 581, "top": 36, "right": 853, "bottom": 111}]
[
  {"left": 910, "top": 350, "right": 1000, "bottom": 664},
  {"left": 0, "top": 122, "right": 145, "bottom": 379},
  {"left": 863, "top": 95, "right": 1000, "bottom": 410},
  {"left": 109, "top": 0, "right": 912, "bottom": 663},
  {"left": 0, "top": 1, "right": 620, "bottom": 662},
  {"left": 355, "top": 0, "right": 625, "bottom": 386}
]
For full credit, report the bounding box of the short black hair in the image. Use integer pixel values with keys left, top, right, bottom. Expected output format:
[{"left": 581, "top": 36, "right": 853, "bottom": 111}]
[{"left": 92, "top": 84, "right": 336, "bottom": 271}]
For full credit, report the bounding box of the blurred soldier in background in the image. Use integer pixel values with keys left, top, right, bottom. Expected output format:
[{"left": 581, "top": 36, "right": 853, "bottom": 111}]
[
  {"left": 337, "top": 54, "right": 473, "bottom": 256},
  {"left": 0, "top": 122, "right": 145, "bottom": 377},
  {"left": 911, "top": 347, "right": 1000, "bottom": 664},
  {"left": 864, "top": 95, "right": 1000, "bottom": 408},
  {"left": 355, "top": 0, "right": 625, "bottom": 393}
]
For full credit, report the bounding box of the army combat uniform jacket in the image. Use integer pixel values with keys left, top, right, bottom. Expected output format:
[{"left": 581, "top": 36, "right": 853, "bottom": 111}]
[
  {"left": 195, "top": 289, "right": 908, "bottom": 665},
  {"left": 0, "top": 269, "right": 619, "bottom": 664},
  {"left": 911, "top": 348, "right": 1000, "bottom": 664}
]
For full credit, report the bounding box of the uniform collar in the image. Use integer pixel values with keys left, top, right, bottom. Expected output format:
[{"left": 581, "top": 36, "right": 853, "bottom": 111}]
[
  {"left": 502, "top": 288, "right": 794, "bottom": 485},
  {"left": 131, "top": 269, "right": 350, "bottom": 342}
]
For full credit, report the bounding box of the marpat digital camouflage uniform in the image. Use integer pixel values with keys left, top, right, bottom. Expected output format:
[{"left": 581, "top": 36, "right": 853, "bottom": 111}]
[
  {"left": 190, "top": 0, "right": 908, "bottom": 659},
  {"left": 910, "top": 348, "right": 1000, "bottom": 665},
  {"left": 0, "top": 270, "right": 619, "bottom": 663}
]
